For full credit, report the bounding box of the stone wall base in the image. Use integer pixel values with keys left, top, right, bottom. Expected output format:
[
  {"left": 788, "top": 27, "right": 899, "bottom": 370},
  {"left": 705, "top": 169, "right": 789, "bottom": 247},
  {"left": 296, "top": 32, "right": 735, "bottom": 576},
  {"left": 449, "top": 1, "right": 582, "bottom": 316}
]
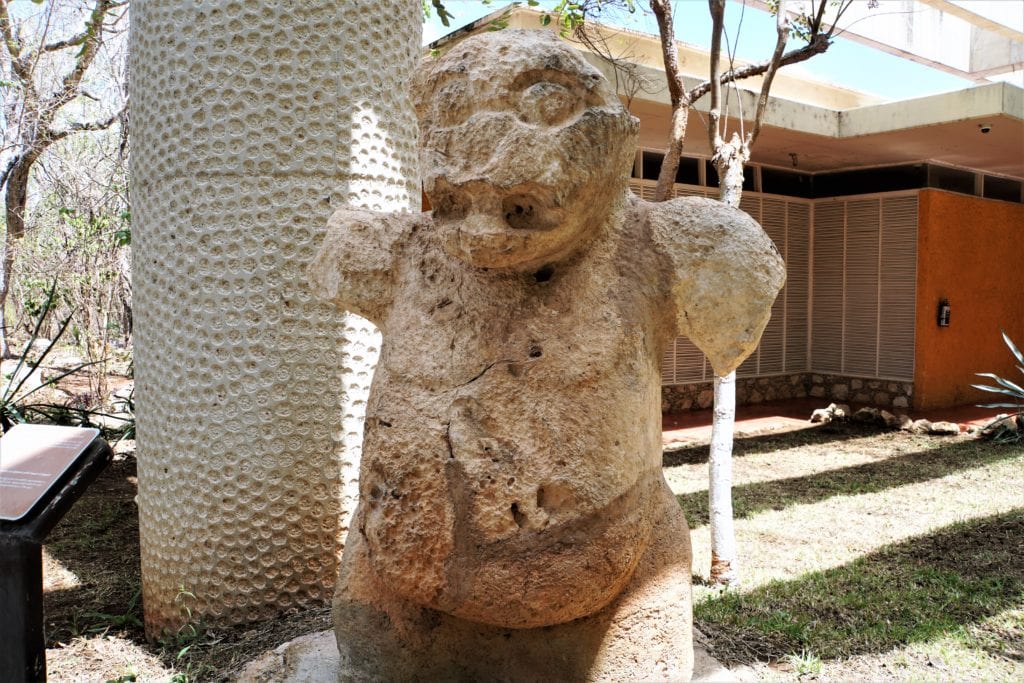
[
  {"left": 807, "top": 374, "right": 913, "bottom": 410},
  {"left": 662, "top": 373, "right": 914, "bottom": 412},
  {"left": 662, "top": 374, "right": 809, "bottom": 413}
]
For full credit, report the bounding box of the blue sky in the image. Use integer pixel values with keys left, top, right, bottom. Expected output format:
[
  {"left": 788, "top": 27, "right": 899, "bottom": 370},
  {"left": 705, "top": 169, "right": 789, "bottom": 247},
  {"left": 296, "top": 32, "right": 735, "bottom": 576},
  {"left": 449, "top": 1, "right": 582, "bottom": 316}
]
[{"left": 423, "top": 0, "right": 978, "bottom": 101}]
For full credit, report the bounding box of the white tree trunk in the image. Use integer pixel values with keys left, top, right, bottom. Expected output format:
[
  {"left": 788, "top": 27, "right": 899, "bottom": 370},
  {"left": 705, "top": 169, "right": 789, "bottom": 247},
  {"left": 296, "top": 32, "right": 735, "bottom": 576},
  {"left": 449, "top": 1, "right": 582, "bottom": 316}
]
[
  {"left": 130, "top": 1, "right": 420, "bottom": 635},
  {"left": 708, "top": 370, "right": 737, "bottom": 584},
  {"left": 709, "top": 136, "right": 749, "bottom": 585}
]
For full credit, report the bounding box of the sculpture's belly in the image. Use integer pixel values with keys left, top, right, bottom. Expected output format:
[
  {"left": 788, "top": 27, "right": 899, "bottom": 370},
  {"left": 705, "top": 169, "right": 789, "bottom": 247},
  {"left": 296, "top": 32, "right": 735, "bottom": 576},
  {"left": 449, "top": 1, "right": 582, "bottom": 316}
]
[
  {"left": 352, "top": 269, "right": 670, "bottom": 627},
  {"left": 357, "top": 346, "right": 664, "bottom": 628}
]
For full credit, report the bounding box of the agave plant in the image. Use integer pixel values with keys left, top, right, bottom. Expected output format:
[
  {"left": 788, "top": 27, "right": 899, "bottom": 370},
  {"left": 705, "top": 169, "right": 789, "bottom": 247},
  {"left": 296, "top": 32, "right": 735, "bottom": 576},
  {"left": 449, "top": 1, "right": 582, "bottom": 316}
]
[
  {"left": 971, "top": 331, "right": 1024, "bottom": 442},
  {"left": 0, "top": 280, "right": 103, "bottom": 432}
]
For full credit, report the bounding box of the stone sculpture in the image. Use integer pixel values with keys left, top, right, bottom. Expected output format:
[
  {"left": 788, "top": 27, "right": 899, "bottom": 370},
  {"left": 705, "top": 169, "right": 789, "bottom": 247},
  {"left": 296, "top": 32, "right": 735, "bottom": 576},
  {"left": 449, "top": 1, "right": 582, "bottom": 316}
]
[{"left": 309, "top": 29, "right": 785, "bottom": 682}]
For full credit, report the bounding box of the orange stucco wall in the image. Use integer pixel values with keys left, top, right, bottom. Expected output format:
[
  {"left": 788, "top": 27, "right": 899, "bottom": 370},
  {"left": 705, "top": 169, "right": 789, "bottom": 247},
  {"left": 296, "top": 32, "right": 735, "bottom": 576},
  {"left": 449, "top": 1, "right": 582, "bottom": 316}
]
[{"left": 914, "top": 190, "right": 1024, "bottom": 409}]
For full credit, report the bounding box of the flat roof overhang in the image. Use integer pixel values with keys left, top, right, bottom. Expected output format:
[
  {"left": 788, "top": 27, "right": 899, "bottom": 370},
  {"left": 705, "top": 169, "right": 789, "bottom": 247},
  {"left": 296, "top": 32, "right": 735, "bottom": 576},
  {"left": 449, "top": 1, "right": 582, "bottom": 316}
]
[
  {"left": 746, "top": 0, "right": 1024, "bottom": 86},
  {"left": 605, "top": 56, "right": 1024, "bottom": 177},
  {"left": 429, "top": 6, "right": 1022, "bottom": 179}
]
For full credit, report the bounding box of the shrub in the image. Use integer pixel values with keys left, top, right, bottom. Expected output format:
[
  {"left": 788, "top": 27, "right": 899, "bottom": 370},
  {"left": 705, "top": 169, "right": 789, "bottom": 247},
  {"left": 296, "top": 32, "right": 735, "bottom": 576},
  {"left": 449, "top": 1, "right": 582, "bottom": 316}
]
[{"left": 972, "top": 331, "right": 1024, "bottom": 443}]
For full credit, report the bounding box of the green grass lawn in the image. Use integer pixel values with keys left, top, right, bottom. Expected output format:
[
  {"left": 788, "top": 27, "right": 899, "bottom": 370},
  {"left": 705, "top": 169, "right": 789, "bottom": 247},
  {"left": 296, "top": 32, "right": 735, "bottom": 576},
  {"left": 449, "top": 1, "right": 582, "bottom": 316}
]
[{"left": 665, "top": 424, "right": 1024, "bottom": 681}]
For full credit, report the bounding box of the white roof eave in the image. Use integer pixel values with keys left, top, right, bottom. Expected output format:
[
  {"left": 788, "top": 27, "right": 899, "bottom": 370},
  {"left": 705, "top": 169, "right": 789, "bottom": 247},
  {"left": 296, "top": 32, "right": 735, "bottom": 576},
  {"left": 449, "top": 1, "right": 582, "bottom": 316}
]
[{"left": 613, "top": 52, "right": 1023, "bottom": 140}]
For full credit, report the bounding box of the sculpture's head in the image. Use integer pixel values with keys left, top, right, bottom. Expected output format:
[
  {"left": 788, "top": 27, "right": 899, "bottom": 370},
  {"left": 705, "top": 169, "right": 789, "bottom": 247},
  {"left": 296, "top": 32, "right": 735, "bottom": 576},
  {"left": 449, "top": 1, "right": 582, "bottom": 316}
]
[{"left": 412, "top": 30, "right": 639, "bottom": 271}]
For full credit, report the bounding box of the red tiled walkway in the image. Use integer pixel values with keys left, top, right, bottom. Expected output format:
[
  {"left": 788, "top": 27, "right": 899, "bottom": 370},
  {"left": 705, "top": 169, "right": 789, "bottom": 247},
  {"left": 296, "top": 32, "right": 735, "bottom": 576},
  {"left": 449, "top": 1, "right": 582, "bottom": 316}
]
[{"left": 662, "top": 397, "right": 1010, "bottom": 447}]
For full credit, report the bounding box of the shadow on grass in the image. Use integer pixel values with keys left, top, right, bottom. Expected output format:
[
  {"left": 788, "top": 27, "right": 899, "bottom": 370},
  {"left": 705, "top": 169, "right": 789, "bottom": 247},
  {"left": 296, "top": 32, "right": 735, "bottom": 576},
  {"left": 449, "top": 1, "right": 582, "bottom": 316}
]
[
  {"left": 696, "top": 509, "right": 1024, "bottom": 665},
  {"left": 41, "top": 456, "right": 335, "bottom": 682},
  {"left": 677, "top": 438, "right": 1022, "bottom": 529},
  {"left": 663, "top": 422, "right": 883, "bottom": 467},
  {"left": 41, "top": 458, "right": 145, "bottom": 645}
]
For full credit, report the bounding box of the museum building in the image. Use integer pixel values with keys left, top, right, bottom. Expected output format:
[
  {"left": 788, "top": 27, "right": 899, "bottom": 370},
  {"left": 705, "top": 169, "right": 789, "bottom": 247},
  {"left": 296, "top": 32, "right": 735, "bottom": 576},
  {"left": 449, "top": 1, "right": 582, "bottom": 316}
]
[{"left": 433, "top": 3, "right": 1024, "bottom": 411}]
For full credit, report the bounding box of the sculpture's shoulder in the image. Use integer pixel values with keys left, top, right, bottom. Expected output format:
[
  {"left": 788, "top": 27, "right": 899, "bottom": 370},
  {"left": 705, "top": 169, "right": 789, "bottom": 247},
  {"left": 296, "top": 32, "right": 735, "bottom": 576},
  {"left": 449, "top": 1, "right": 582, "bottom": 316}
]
[
  {"left": 643, "top": 195, "right": 771, "bottom": 258},
  {"left": 323, "top": 206, "right": 421, "bottom": 259},
  {"left": 308, "top": 208, "right": 426, "bottom": 325},
  {"left": 637, "top": 195, "right": 786, "bottom": 376},
  {"left": 640, "top": 194, "right": 783, "bottom": 295}
]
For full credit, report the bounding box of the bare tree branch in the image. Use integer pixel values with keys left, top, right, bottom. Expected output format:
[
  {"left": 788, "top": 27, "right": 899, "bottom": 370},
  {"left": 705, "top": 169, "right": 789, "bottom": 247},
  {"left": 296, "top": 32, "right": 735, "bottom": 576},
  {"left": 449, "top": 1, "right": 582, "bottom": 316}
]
[
  {"left": 4, "top": 147, "right": 41, "bottom": 239},
  {"left": 747, "top": 0, "right": 790, "bottom": 146},
  {"left": 685, "top": 0, "right": 851, "bottom": 107},
  {"left": 0, "top": 4, "right": 32, "bottom": 85},
  {"left": 0, "top": 0, "right": 126, "bottom": 357},
  {"left": 687, "top": 31, "right": 828, "bottom": 105},
  {"left": 49, "top": 104, "right": 124, "bottom": 144},
  {"left": 650, "top": 0, "right": 692, "bottom": 202},
  {"left": 571, "top": 23, "right": 658, "bottom": 105},
  {"left": 0, "top": 153, "right": 15, "bottom": 190},
  {"left": 707, "top": 0, "right": 726, "bottom": 149},
  {"left": 649, "top": 0, "right": 685, "bottom": 108},
  {"left": 815, "top": 0, "right": 836, "bottom": 32},
  {"left": 43, "top": 29, "right": 89, "bottom": 53},
  {"left": 45, "top": 0, "right": 114, "bottom": 115}
]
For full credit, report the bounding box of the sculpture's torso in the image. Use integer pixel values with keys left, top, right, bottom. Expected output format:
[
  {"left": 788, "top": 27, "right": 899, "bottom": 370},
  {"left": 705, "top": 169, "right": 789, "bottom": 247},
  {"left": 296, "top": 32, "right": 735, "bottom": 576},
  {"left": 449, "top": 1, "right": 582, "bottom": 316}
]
[{"left": 355, "top": 212, "right": 671, "bottom": 627}]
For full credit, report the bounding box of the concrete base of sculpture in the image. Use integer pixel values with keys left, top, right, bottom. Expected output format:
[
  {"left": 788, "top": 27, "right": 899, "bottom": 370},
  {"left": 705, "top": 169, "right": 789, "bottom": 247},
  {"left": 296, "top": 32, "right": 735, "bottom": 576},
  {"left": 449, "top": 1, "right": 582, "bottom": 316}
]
[
  {"left": 237, "top": 631, "right": 339, "bottom": 683},
  {"left": 239, "top": 624, "right": 737, "bottom": 683},
  {"left": 331, "top": 483, "right": 692, "bottom": 682}
]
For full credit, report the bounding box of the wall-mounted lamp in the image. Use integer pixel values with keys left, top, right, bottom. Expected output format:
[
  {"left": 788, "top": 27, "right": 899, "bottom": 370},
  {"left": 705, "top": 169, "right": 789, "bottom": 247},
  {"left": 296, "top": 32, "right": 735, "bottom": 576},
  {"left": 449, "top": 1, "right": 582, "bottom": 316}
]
[{"left": 937, "top": 298, "right": 951, "bottom": 327}]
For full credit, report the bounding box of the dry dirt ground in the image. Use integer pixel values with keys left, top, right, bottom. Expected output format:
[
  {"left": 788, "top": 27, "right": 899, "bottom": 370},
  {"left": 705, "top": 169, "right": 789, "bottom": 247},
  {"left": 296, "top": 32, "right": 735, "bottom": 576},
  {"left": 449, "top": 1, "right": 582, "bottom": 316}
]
[
  {"left": 40, "top": 443, "right": 333, "bottom": 683},
  {"left": 35, "top": 421, "right": 1024, "bottom": 682}
]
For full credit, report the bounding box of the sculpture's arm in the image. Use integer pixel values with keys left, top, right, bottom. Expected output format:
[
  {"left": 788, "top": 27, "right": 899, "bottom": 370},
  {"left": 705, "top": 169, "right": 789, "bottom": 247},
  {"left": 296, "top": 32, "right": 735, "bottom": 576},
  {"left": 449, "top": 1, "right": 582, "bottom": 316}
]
[
  {"left": 308, "top": 208, "right": 415, "bottom": 326},
  {"left": 646, "top": 196, "right": 786, "bottom": 376}
]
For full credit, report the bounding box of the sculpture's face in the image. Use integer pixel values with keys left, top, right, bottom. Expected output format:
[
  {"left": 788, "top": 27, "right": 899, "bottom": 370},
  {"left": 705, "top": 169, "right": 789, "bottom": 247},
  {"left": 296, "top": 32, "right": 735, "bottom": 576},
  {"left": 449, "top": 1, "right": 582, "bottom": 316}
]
[{"left": 413, "top": 31, "right": 639, "bottom": 271}]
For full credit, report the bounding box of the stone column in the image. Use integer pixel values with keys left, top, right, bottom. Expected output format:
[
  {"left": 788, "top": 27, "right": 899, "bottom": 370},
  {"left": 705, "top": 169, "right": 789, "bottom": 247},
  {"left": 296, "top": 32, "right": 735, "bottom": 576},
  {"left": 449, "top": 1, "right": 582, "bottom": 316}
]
[{"left": 129, "top": 1, "right": 420, "bottom": 635}]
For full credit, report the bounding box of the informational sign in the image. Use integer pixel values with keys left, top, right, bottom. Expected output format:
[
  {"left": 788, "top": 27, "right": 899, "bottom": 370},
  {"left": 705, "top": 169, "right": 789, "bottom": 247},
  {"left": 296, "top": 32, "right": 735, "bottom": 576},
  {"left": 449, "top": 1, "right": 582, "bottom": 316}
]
[{"left": 0, "top": 425, "right": 99, "bottom": 522}]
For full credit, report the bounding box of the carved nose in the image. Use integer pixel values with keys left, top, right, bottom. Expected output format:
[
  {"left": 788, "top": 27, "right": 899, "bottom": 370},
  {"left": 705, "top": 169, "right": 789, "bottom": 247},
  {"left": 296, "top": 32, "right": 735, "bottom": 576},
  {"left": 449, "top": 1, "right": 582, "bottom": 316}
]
[
  {"left": 501, "top": 195, "right": 562, "bottom": 231},
  {"left": 504, "top": 201, "right": 535, "bottom": 229}
]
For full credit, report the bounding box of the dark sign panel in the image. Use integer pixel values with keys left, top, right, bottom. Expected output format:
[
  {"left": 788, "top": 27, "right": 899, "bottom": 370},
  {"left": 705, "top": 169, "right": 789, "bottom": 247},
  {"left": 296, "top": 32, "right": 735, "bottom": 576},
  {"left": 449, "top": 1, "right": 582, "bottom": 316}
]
[{"left": 0, "top": 425, "right": 99, "bottom": 521}]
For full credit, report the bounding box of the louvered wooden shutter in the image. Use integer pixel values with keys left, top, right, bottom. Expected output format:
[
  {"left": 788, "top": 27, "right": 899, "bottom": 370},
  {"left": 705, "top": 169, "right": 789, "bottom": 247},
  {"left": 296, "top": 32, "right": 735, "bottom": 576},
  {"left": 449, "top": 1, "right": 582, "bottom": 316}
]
[
  {"left": 759, "top": 198, "right": 787, "bottom": 375},
  {"left": 659, "top": 188, "right": 917, "bottom": 388},
  {"left": 844, "top": 199, "right": 881, "bottom": 376},
  {"left": 661, "top": 336, "right": 707, "bottom": 384},
  {"left": 673, "top": 184, "right": 707, "bottom": 198},
  {"left": 628, "top": 179, "right": 659, "bottom": 201},
  {"left": 785, "top": 202, "right": 810, "bottom": 373},
  {"left": 811, "top": 201, "right": 845, "bottom": 374},
  {"left": 878, "top": 196, "right": 918, "bottom": 379},
  {"left": 810, "top": 194, "right": 918, "bottom": 381},
  {"left": 732, "top": 195, "right": 761, "bottom": 377}
]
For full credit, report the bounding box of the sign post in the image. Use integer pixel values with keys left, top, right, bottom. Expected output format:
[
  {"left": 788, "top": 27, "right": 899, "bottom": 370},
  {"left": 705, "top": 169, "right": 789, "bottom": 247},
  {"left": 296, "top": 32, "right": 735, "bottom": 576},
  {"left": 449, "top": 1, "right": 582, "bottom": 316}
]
[{"left": 0, "top": 425, "right": 112, "bottom": 683}]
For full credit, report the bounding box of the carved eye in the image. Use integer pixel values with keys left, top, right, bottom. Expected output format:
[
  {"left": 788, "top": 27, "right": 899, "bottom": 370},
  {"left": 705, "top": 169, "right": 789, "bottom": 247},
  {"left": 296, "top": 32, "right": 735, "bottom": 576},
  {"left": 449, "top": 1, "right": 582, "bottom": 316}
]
[{"left": 517, "top": 82, "right": 581, "bottom": 126}]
